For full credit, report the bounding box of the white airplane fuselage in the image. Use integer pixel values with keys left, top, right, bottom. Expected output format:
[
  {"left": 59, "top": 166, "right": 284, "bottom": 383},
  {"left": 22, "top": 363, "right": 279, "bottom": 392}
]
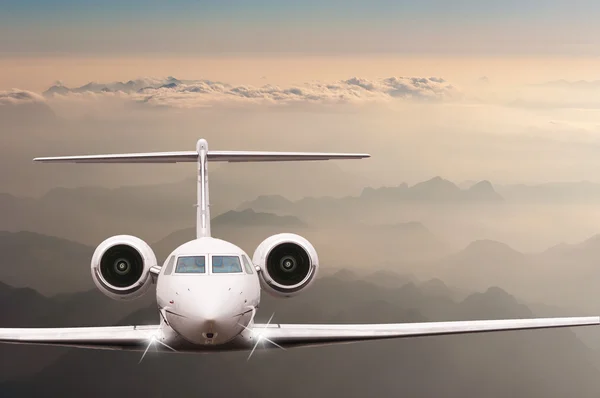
[{"left": 156, "top": 237, "right": 261, "bottom": 348}]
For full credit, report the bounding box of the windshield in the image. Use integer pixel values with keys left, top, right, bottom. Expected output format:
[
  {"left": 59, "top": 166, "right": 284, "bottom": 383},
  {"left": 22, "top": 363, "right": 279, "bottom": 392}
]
[
  {"left": 212, "top": 255, "right": 243, "bottom": 273},
  {"left": 175, "top": 256, "right": 206, "bottom": 274}
]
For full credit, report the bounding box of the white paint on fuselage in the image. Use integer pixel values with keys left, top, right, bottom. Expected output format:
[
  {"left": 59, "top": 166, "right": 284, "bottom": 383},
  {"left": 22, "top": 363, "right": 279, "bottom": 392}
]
[{"left": 156, "top": 237, "right": 260, "bottom": 346}]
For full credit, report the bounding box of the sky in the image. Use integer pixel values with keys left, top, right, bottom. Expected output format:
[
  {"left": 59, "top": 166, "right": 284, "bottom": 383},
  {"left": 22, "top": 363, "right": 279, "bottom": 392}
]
[
  {"left": 3, "top": 1, "right": 600, "bottom": 196},
  {"left": 2, "top": 0, "right": 600, "bottom": 55}
]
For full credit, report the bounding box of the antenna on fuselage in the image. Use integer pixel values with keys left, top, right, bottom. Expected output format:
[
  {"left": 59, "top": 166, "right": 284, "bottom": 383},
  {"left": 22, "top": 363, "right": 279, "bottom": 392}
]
[{"left": 33, "top": 138, "right": 371, "bottom": 240}]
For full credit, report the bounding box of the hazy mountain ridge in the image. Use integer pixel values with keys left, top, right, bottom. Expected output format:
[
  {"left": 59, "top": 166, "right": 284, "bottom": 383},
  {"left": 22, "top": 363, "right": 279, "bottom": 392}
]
[
  {"left": 5, "top": 222, "right": 600, "bottom": 315},
  {"left": 0, "top": 231, "right": 94, "bottom": 295},
  {"left": 3, "top": 176, "right": 600, "bottom": 254},
  {"left": 0, "top": 281, "right": 154, "bottom": 382},
  {"left": 426, "top": 235, "right": 600, "bottom": 312},
  {"left": 361, "top": 177, "right": 503, "bottom": 202}
]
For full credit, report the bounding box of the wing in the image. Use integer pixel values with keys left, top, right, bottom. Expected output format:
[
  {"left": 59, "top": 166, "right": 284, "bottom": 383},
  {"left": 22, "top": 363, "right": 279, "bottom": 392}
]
[
  {"left": 33, "top": 151, "right": 370, "bottom": 163},
  {"left": 256, "top": 317, "right": 600, "bottom": 348},
  {"left": 0, "top": 325, "right": 159, "bottom": 351}
]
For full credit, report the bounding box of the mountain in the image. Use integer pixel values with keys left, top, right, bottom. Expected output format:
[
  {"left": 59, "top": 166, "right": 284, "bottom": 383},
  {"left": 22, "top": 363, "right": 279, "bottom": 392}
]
[
  {"left": 466, "top": 180, "right": 503, "bottom": 201},
  {"left": 237, "top": 177, "right": 503, "bottom": 216},
  {"left": 362, "top": 269, "right": 417, "bottom": 288},
  {"left": 361, "top": 177, "right": 503, "bottom": 202},
  {"left": 154, "top": 218, "right": 448, "bottom": 268},
  {"left": 213, "top": 208, "right": 305, "bottom": 227},
  {"left": 152, "top": 210, "right": 309, "bottom": 261},
  {"left": 43, "top": 78, "right": 185, "bottom": 96},
  {"left": 237, "top": 194, "right": 295, "bottom": 213},
  {"left": 0, "top": 281, "right": 154, "bottom": 383},
  {"left": 0, "top": 158, "right": 370, "bottom": 245},
  {"left": 432, "top": 240, "right": 531, "bottom": 302},
  {"left": 423, "top": 234, "right": 600, "bottom": 313},
  {"left": 2, "top": 272, "right": 598, "bottom": 397},
  {"left": 0, "top": 231, "right": 95, "bottom": 295}
]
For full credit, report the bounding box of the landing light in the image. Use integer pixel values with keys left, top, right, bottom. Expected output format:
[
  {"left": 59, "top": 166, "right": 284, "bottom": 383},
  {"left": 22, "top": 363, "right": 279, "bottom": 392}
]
[
  {"left": 239, "top": 313, "right": 285, "bottom": 361},
  {"left": 138, "top": 333, "right": 176, "bottom": 364}
]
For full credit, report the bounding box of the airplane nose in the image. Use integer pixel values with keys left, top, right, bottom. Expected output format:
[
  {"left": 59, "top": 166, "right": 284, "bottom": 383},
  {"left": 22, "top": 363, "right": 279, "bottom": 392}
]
[
  {"left": 165, "top": 303, "right": 244, "bottom": 345},
  {"left": 162, "top": 276, "right": 250, "bottom": 345}
]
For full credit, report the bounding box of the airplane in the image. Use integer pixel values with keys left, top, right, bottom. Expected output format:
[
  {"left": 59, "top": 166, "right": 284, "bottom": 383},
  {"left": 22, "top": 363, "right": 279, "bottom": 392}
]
[{"left": 0, "top": 137, "right": 597, "bottom": 359}]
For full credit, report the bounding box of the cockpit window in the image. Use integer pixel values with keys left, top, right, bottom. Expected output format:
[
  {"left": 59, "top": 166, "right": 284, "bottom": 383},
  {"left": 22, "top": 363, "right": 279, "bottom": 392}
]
[
  {"left": 175, "top": 256, "right": 206, "bottom": 274},
  {"left": 211, "top": 256, "right": 243, "bottom": 274},
  {"left": 242, "top": 255, "right": 254, "bottom": 274}
]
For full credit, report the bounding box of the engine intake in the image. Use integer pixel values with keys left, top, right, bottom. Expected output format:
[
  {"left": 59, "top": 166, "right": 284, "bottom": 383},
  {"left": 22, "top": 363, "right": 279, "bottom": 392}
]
[
  {"left": 253, "top": 233, "right": 319, "bottom": 297},
  {"left": 91, "top": 235, "right": 156, "bottom": 300}
]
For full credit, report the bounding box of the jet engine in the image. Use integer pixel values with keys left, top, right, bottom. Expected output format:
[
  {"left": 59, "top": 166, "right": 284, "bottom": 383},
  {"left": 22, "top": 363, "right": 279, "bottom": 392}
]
[
  {"left": 91, "top": 235, "right": 157, "bottom": 300},
  {"left": 253, "top": 233, "right": 319, "bottom": 297}
]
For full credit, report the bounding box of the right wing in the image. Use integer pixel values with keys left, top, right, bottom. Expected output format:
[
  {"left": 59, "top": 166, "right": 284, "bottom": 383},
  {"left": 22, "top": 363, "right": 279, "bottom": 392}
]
[
  {"left": 0, "top": 325, "right": 159, "bottom": 351},
  {"left": 256, "top": 317, "right": 600, "bottom": 348}
]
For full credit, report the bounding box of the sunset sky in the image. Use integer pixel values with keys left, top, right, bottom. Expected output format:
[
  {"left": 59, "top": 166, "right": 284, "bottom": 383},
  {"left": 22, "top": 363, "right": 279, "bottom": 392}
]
[{"left": 2, "top": 1, "right": 600, "bottom": 195}]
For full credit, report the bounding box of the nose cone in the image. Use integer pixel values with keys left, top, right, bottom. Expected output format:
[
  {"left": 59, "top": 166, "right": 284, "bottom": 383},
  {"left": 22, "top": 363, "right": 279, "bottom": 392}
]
[
  {"left": 167, "top": 308, "right": 243, "bottom": 345},
  {"left": 164, "top": 277, "right": 248, "bottom": 345}
]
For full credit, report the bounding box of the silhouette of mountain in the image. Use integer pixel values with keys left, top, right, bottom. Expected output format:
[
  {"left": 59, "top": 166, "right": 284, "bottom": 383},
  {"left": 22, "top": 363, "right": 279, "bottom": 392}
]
[
  {"left": 467, "top": 180, "right": 503, "bottom": 201},
  {"left": 0, "top": 282, "right": 153, "bottom": 383},
  {"left": 361, "top": 177, "right": 503, "bottom": 202},
  {"left": 0, "top": 158, "right": 369, "bottom": 245},
  {"left": 152, "top": 210, "right": 309, "bottom": 261},
  {"left": 427, "top": 234, "right": 600, "bottom": 313},
  {"left": 330, "top": 268, "right": 359, "bottom": 281},
  {"left": 363, "top": 269, "right": 417, "bottom": 288},
  {"left": 0, "top": 231, "right": 94, "bottom": 295},
  {"left": 436, "top": 240, "right": 528, "bottom": 298},
  {"left": 213, "top": 208, "right": 305, "bottom": 227},
  {"left": 237, "top": 194, "right": 295, "bottom": 213},
  {"left": 237, "top": 177, "right": 503, "bottom": 216},
  {"left": 154, "top": 218, "right": 448, "bottom": 267},
  {"left": 419, "top": 278, "right": 454, "bottom": 298}
]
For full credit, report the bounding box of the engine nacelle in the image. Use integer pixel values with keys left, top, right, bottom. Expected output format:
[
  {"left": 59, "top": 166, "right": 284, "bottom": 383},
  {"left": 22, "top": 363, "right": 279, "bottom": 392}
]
[
  {"left": 91, "top": 235, "right": 157, "bottom": 301},
  {"left": 253, "top": 233, "right": 319, "bottom": 297}
]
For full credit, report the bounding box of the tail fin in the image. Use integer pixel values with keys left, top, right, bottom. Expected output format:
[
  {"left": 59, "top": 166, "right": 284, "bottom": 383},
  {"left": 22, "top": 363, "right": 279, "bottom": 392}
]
[{"left": 35, "top": 139, "right": 370, "bottom": 238}]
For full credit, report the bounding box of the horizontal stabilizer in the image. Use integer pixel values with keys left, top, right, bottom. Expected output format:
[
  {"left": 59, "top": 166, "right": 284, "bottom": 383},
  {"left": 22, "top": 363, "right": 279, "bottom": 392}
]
[{"left": 34, "top": 151, "right": 370, "bottom": 163}]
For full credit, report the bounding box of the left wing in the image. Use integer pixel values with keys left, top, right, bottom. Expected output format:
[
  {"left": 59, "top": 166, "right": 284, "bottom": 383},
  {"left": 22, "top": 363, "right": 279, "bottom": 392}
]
[
  {"left": 0, "top": 325, "right": 159, "bottom": 350},
  {"left": 256, "top": 317, "right": 600, "bottom": 348}
]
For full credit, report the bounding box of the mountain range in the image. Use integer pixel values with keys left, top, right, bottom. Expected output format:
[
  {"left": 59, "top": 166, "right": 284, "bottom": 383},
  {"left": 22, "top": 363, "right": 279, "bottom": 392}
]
[
  {"left": 1, "top": 269, "right": 599, "bottom": 397},
  {"left": 425, "top": 235, "right": 600, "bottom": 313}
]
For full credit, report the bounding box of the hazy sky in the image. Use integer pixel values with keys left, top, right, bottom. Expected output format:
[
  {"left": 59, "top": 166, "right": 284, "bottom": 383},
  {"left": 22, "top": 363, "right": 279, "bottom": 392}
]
[
  {"left": 2, "top": 1, "right": 600, "bottom": 55},
  {"left": 3, "top": 1, "right": 600, "bottom": 195}
]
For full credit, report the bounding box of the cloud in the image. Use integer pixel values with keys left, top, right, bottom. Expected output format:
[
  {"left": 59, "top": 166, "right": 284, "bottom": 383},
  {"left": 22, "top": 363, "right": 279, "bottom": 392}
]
[
  {"left": 0, "top": 89, "right": 46, "bottom": 106},
  {"left": 0, "top": 89, "right": 56, "bottom": 123},
  {"left": 42, "top": 76, "right": 459, "bottom": 108},
  {"left": 536, "top": 80, "right": 600, "bottom": 89}
]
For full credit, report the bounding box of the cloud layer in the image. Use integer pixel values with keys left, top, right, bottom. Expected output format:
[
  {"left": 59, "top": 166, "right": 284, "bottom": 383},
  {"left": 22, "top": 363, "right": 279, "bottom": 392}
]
[
  {"left": 40, "top": 76, "right": 459, "bottom": 108},
  {"left": 0, "top": 89, "right": 46, "bottom": 106}
]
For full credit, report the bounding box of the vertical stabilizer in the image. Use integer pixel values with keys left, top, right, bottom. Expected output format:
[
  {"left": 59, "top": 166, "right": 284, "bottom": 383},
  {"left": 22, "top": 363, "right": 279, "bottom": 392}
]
[{"left": 196, "top": 139, "right": 211, "bottom": 238}]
